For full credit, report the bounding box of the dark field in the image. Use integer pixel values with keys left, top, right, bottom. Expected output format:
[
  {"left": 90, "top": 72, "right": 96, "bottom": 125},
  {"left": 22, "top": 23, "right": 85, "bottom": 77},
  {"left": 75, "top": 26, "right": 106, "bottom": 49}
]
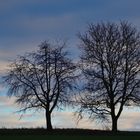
[{"left": 0, "top": 128, "right": 140, "bottom": 140}]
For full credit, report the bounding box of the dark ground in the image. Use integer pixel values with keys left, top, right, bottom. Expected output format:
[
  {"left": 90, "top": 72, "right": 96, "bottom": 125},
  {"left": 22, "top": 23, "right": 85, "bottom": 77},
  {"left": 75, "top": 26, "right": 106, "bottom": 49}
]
[
  {"left": 0, "top": 128, "right": 140, "bottom": 136},
  {"left": 0, "top": 129, "right": 140, "bottom": 140}
]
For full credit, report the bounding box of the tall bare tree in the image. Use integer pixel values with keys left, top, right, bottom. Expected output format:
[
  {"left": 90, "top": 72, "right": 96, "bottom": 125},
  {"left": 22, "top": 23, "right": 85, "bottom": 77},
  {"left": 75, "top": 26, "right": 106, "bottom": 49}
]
[
  {"left": 3, "top": 41, "right": 77, "bottom": 130},
  {"left": 77, "top": 21, "right": 140, "bottom": 131}
]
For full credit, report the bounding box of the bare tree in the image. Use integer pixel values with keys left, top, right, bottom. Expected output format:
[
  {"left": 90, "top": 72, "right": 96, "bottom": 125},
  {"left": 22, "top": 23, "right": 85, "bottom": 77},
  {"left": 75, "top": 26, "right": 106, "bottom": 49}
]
[
  {"left": 77, "top": 21, "right": 140, "bottom": 131},
  {"left": 3, "top": 41, "right": 77, "bottom": 130}
]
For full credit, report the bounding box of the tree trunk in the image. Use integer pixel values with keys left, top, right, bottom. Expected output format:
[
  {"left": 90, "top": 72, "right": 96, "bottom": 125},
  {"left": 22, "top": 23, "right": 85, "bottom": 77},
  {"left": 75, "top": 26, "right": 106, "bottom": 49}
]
[
  {"left": 45, "top": 109, "right": 53, "bottom": 130},
  {"left": 112, "top": 117, "right": 118, "bottom": 132}
]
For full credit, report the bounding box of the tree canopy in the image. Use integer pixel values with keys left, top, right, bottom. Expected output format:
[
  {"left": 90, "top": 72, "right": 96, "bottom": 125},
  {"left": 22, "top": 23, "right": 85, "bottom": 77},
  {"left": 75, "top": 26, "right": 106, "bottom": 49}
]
[
  {"left": 77, "top": 21, "right": 140, "bottom": 131},
  {"left": 3, "top": 41, "right": 77, "bottom": 130}
]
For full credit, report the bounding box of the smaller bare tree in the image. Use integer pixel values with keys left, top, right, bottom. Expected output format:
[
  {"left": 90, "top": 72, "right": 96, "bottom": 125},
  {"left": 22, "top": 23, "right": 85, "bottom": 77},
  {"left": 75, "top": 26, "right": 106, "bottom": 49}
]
[{"left": 3, "top": 41, "right": 77, "bottom": 130}]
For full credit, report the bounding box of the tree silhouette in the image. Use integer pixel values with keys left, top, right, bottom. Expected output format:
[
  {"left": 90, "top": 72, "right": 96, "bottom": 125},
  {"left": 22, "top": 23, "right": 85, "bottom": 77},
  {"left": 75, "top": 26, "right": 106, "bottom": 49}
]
[
  {"left": 77, "top": 21, "right": 140, "bottom": 131},
  {"left": 3, "top": 41, "right": 77, "bottom": 130}
]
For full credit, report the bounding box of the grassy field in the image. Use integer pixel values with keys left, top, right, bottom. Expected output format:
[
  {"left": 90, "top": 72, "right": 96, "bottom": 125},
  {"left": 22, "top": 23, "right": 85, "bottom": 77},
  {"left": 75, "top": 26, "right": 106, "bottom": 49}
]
[
  {"left": 0, "top": 128, "right": 140, "bottom": 140},
  {"left": 1, "top": 135, "right": 140, "bottom": 140}
]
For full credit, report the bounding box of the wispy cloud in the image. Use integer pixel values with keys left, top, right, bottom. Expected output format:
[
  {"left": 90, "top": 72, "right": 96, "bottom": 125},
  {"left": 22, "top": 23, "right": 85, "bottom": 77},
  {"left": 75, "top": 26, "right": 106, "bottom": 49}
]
[
  {"left": 0, "top": 96, "right": 139, "bottom": 131},
  {"left": 0, "top": 113, "right": 45, "bottom": 128},
  {"left": 119, "top": 110, "right": 140, "bottom": 131}
]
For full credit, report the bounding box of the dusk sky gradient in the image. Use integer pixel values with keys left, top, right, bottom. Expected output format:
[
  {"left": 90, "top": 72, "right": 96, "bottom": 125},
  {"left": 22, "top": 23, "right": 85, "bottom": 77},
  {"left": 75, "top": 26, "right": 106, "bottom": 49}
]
[{"left": 0, "top": 0, "right": 140, "bottom": 130}]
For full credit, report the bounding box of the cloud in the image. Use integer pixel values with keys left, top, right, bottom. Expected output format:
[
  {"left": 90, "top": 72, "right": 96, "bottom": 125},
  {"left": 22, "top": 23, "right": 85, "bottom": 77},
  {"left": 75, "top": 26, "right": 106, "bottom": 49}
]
[
  {"left": 0, "top": 61, "right": 10, "bottom": 75},
  {"left": 52, "top": 109, "right": 140, "bottom": 131},
  {"left": 20, "top": 14, "right": 77, "bottom": 33},
  {"left": 0, "top": 96, "right": 45, "bottom": 128},
  {"left": 1, "top": 0, "right": 140, "bottom": 73},
  {"left": 0, "top": 113, "right": 45, "bottom": 128},
  {"left": 0, "top": 96, "right": 140, "bottom": 131},
  {"left": 0, "top": 96, "right": 16, "bottom": 107},
  {"left": 0, "top": 95, "right": 97, "bottom": 129},
  {"left": 0, "top": 40, "right": 40, "bottom": 75},
  {"left": 119, "top": 110, "right": 140, "bottom": 131}
]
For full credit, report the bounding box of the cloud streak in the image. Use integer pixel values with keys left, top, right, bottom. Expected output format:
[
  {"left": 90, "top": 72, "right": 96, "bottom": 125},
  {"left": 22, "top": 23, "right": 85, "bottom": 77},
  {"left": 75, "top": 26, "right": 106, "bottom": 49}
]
[{"left": 0, "top": 95, "right": 139, "bottom": 130}]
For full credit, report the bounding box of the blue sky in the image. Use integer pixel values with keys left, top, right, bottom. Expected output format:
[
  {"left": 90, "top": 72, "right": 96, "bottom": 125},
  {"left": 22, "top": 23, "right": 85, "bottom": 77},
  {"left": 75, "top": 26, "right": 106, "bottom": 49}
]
[{"left": 0, "top": 0, "right": 140, "bottom": 130}]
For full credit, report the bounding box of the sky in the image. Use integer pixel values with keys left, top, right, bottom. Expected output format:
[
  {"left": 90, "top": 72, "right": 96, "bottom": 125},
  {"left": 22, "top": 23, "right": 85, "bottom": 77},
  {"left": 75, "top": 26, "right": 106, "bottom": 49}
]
[{"left": 0, "top": 0, "right": 140, "bottom": 130}]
